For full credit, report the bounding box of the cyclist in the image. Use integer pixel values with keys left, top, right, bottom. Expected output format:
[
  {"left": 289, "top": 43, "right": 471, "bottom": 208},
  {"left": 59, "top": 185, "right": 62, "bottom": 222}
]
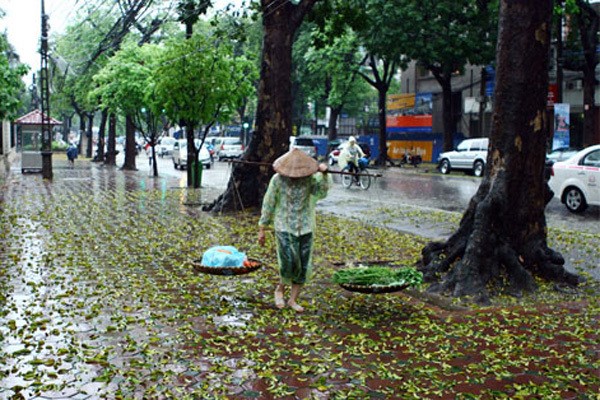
[{"left": 339, "top": 136, "right": 365, "bottom": 182}]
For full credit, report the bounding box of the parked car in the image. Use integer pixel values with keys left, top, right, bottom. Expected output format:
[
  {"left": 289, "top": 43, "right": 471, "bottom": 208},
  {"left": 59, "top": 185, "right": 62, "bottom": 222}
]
[
  {"left": 438, "top": 137, "right": 489, "bottom": 177},
  {"left": 214, "top": 137, "right": 244, "bottom": 160},
  {"left": 546, "top": 147, "right": 581, "bottom": 164},
  {"left": 328, "top": 142, "right": 346, "bottom": 166},
  {"left": 548, "top": 144, "right": 600, "bottom": 213},
  {"left": 544, "top": 147, "right": 581, "bottom": 180},
  {"left": 157, "top": 137, "right": 177, "bottom": 158},
  {"left": 172, "top": 139, "right": 212, "bottom": 170},
  {"left": 290, "top": 136, "right": 318, "bottom": 159}
]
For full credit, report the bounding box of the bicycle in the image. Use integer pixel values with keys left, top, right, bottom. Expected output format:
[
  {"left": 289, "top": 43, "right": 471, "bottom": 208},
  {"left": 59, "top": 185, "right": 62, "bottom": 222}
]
[{"left": 341, "top": 157, "right": 371, "bottom": 190}]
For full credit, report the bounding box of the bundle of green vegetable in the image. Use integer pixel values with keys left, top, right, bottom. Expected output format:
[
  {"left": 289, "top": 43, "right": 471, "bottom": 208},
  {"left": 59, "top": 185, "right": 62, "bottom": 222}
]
[{"left": 333, "top": 265, "right": 423, "bottom": 288}]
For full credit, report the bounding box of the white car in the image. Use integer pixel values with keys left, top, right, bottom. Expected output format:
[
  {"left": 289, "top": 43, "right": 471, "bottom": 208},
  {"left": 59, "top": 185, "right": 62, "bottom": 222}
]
[
  {"left": 289, "top": 136, "right": 318, "bottom": 159},
  {"left": 157, "top": 137, "right": 177, "bottom": 157},
  {"left": 172, "top": 139, "right": 212, "bottom": 170},
  {"left": 438, "top": 138, "right": 489, "bottom": 177},
  {"left": 214, "top": 137, "right": 244, "bottom": 160},
  {"left": 328, "top": 143, "right": 346, "bottom": 166},
  {"left": 549, "top": 144, "right": 600, "bottom": 213}
]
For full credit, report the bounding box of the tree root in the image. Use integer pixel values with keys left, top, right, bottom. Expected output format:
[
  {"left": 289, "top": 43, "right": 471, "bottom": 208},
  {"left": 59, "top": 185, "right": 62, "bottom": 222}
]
[{"left": 419, "top": 232, "right": 580, "bottom": 302}]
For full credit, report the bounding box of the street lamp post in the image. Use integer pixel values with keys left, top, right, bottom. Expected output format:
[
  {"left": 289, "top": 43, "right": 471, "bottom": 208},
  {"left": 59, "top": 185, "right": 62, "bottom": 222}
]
[
  {"left": 242, "top": 122, "right": 249, "bottom": 146},
  {"left": 40, "top": 0, "right": 52, "bottom": 179}
]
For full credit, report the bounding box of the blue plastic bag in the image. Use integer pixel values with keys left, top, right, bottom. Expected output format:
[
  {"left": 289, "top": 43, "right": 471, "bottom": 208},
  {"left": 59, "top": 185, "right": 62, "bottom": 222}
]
[
  {"left": 201, "top": 246, "right": 246, "bottom": 267},
  {"left": 358, "top": 157, "right": 369, "bottom": 169}
]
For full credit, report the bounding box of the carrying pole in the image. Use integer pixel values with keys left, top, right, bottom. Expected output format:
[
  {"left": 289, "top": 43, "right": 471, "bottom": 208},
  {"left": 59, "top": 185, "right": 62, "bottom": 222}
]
[{"left": 229, "top": 159, "right": 382, "bottom": 178}]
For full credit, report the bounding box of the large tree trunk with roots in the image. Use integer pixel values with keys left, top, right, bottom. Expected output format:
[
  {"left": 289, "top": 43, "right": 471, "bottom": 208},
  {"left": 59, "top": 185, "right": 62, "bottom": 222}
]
[
  {"left": 419, "top": 0, "right": 580, "bottom": 304},
  {"left": 204, "top": 0, "right": 320, "bottom": 213}
]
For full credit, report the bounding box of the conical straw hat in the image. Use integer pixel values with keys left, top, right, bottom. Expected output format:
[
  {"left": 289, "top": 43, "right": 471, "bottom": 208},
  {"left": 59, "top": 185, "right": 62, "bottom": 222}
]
[{"left": 273, "top": 148, "right": 319, "bottom": 178}]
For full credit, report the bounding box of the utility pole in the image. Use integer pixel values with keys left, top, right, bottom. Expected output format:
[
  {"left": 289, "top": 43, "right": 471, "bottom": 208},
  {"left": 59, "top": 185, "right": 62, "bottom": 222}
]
[{"left": 40, "top": 0, "right": 52, "bottom": 180}]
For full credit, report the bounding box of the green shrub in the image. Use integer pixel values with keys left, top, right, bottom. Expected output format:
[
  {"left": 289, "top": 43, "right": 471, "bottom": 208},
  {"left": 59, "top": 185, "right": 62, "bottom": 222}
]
[{"left": 52, "top": 141, "right": 68, "bottom": 151}]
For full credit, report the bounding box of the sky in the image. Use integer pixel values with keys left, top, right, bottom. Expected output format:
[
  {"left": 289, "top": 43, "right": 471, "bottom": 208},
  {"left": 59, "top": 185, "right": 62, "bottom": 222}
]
[
  {"left": 0, "top": 0, "right": 77, "bottom": 77},
  {"left": 0, "top": 0, "right": 243, "bottom": 84}
]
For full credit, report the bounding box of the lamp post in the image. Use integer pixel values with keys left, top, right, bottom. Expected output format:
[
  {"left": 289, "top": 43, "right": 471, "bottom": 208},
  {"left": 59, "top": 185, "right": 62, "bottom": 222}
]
[
  {"left": 242, "top": 121, "right": 249, "bottom": 146},
  {"left": 40, "top": 0, "right": 52, "bottom": 179}
]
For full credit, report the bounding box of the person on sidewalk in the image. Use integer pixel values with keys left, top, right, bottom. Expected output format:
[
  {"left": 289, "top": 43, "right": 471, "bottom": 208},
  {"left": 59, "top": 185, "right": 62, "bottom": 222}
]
[
  {"left": 258, "top": 148, "right": 331, "bottom": 312},
  {"left": 66, "top": 142, "right": 78, "bottom": 169}
]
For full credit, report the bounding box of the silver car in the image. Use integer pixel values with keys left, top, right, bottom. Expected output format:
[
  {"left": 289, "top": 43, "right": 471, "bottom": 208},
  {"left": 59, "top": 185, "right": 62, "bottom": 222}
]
[
  {"left": 215, "top": 137, "right": 244, "bottom": 160},
  {"left": 157, "top": 137, "right": 176, "bottom": 157},
  {"left": 172, "top": 139, "right": 212, "bottom": 170},
  {"left": 290, "top": 136, "right": 318, "bottom": 159},
  {"left": 438, "top": 138, "right": 489, "bottom": 177}
]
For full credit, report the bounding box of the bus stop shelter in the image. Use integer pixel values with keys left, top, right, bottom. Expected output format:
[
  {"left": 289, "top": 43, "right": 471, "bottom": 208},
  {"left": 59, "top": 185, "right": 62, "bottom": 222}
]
[{"left": 15, "top": 109, "right": 62, "bottom": 173}]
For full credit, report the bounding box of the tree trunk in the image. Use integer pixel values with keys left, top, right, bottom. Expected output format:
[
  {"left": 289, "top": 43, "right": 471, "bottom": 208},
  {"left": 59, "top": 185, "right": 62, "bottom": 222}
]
[
  {"left": 328, "top": 105, "right": 341, "bottom": 141},
  {"left": 204, "top": 0, "right": 319, "bottom": 212},
  {"left": 77, "top": 112, "right": 86, "bottom": 155},
  {"left": 419, "top": 0, "right": 580, "bottom": 304},
  {"left": 358, "top": 55, "right": 394, "bottom": 166},
  {"left": 582, "top": 70, "right": 596, "bottom": 147},
  {"left": 85, "top": 113, "right": 95, "bottom": 158},
  {"left": 94, "top": 109, "right": 108, "bottom": 162},
  {"left": 478, "top": 68, "right": 488, "bottom": 137},
  {"left": 122, "top": 114, "right": 137, "bottom": 170},
  {"left": 186, "top": 124, "right": 199, "bottom": 188},
  {"left": 440, "top": 74, "right": 455, "bottom": 152},
  {"left": 377, "top": 85, "right": 388, "bottom": 166},
  {"left": 105, "top": 113, "right": 117, "bottom": 166},
  {"left": 576, "top": 0, "right": 599, "bottom": 147}
]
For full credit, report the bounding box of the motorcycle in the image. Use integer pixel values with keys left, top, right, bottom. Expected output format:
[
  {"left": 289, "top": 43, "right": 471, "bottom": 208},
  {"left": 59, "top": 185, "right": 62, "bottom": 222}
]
[{"left": 399, "top": 152, "right": 422, "bottom": 167}]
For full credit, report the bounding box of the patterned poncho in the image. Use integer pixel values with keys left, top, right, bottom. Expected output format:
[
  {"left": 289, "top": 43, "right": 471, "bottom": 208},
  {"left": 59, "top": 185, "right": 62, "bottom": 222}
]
[{"left": 259, "top": 172, "right": 331, "bottom": 236}]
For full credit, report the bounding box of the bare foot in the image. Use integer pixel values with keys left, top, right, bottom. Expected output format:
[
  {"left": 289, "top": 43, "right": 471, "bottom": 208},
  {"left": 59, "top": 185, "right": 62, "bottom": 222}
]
[
  {"left": 287, "top": 301, "right": 304, "bottom": 313},
  {"left": 274, "top": 289, "right": 285, "bottom": 309}
]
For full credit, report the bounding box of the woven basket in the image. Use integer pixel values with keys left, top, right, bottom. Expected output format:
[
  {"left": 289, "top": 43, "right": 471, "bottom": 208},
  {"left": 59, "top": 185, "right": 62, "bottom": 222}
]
[
  {"left": 192, "top": 258, "right": 263, "bottom": 276},
  {"left": 339, "top": 282, "right": 409, "bottom": 294}
]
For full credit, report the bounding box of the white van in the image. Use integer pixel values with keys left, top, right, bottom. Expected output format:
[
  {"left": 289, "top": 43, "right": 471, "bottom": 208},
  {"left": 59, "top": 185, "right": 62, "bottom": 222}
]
[{"left": 438, "top": 138, "right": 489, "bottom": 177}]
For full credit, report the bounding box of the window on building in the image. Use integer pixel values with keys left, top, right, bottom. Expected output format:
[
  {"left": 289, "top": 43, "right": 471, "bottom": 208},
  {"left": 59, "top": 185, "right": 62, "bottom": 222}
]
[{"left": 417, "top": 66, "right": 431, "bottom": 78}]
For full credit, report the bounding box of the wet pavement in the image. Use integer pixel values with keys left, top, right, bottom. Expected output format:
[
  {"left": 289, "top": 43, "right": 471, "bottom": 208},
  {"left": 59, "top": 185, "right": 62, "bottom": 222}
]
[{"left": 1, "top": 155, "right": 599, "bottom": 399}]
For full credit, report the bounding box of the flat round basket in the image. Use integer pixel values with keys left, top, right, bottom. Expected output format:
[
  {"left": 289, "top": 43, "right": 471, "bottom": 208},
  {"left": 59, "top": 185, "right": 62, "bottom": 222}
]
[
  {"left": 192, "top": 258, "right": 263, "bottom": 276},
  {"left": 339, "top": 282, "right": 410, "bottom": 294}
]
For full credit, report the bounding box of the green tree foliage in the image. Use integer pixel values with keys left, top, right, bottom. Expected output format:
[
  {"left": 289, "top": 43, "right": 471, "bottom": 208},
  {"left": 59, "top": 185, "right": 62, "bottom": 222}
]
[
  {"left": 299, "top": 22, "right": 372, "bottom": 140},
  {"left": 91, "top": 42, "right": 160, "bottom": 126},
  {"left": 153, "top": 33, "right": 256, "bottom": 186},
  {"left": 213, "top": 14, "right": 263, "bottom": 127},
  {"left": 177, "top": 0, "right": 212, "bottom": 37},
  {"left": 311, "top": 0, "right": 408, "bottom": 164},
  {"left": 380, "top": 0, "right": 498, "bottom": 151},
  {"left": 154, "top": 33, "right": 256, "bottom": 137},
  {"left": 90, "top": 42, "right": 164, "bottom": 174},
  {"left": 0, "top": 33, "right": 29, "bottom": 120}
]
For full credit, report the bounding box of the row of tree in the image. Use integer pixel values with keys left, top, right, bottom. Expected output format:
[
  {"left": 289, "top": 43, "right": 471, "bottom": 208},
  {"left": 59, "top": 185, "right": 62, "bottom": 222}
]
[
  {"left": 7, "top": 0, "right": 592, "bottom": 300},
  {"left": 43, "top": 1, "right": 598, "bottom": 178}
]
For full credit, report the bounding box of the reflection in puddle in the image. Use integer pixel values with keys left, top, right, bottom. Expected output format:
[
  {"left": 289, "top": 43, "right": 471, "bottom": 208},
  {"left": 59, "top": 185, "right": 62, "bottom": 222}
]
[{"left": 211, "top": 313, "right": 253, "bottom": 328}]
